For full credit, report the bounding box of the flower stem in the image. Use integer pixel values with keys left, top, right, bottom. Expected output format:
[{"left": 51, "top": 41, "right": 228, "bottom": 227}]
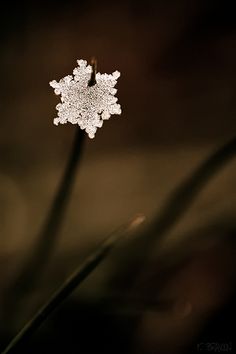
[{"left": 1, "top": 215, "right": 145, "bottom": 354}]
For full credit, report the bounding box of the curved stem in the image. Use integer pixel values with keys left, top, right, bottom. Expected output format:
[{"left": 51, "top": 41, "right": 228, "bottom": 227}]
[{"left": 1, "top": 215, "right": 145, "bottom": 354}]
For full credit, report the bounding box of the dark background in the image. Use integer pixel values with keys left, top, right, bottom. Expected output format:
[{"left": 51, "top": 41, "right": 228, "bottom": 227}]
[{"left": 0, "top": 1, "right": 236, "bottom": 353}]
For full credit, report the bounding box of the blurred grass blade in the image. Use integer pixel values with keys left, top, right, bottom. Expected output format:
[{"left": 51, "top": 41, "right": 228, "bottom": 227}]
[
  {"left": 5, "top": 128, "right": 85, "bottom": 314},
  {"left": 1, "top": 215, "right": 145, "bottom": 354},
  {"left": 112, "top": 137, "right": 236, "bottom": 289},
  {"left": 151, "top": 136, "right": 236, "bottom": 244}
]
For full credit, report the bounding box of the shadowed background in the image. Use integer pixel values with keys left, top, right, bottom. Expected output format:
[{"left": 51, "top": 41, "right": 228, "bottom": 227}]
[{"left": 0, "top": 1, "right": 236, "bottom": 353}]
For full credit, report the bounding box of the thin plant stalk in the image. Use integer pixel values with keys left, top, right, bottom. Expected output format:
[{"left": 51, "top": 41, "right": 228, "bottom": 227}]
[
  {"left": 1, "top": 215, "right": 145, "bottom": 354},
  {"left": 6, "top": 59, "right": 99, "bottom": 298},
  {"left": 112, "top": 137, "right": 236, "bottom": 289},
  {"left": 150, "top": 136, "right": 236, "bottom": 248},
  {"left": 13, "top": 128, "right": 85, "bottom": 294}
]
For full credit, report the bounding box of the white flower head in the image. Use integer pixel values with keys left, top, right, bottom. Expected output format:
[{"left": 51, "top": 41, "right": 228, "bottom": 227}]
[{"left": 50, "top": 59, "right": 122, "bottom": 138}]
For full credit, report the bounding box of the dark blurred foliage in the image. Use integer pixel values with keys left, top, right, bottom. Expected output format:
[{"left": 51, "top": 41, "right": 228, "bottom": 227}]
[{"left": 0, "top": 1, "right": 236, "bottom": 353}]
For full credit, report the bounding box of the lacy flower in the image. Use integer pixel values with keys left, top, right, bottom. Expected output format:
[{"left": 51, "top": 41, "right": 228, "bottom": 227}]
[{"left": 50, "top": 59, "right": 122, "bottom": 138}]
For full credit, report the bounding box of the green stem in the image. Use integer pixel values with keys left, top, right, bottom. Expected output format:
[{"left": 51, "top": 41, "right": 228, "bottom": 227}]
[{"left": 1, "top": 215, "right": 145, "bottom": 354}]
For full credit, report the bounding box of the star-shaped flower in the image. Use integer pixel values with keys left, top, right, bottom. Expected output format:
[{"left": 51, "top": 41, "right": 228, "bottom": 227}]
[{"left": 50, "top": 59, "right": 122, "bottom": 138}]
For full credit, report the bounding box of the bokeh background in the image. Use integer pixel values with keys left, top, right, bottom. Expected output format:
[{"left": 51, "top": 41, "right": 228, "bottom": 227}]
[{"left": 0, "top": 1, "right": 236, "bottom": 353}]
